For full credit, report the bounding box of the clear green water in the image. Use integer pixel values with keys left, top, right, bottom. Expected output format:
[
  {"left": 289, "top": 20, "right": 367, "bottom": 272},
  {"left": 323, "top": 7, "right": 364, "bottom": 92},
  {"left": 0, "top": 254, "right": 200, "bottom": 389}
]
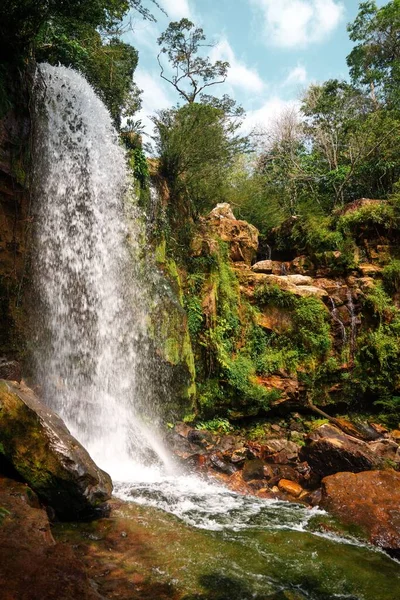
[{"left": 79, "top": 474, "right": 399, "bottom": 600}]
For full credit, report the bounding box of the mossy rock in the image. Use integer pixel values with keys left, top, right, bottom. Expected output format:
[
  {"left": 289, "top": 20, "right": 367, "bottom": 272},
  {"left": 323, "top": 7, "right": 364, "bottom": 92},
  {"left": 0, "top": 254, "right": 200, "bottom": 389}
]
[{"left": 0, "top": 380, "right": 112, "bottom": 520}]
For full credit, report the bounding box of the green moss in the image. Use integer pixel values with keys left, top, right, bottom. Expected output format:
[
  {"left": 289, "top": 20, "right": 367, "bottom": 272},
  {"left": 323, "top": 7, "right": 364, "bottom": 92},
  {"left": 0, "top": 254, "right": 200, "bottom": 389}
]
[
  {"left": 155, "top": 238, "right": 166, "bottom": 265},
  {"left": 165, "top": 258, "right": 184, "bottom": 305},
  {"left": 164, "top": 337, "right": 180, "bottom": 364}
]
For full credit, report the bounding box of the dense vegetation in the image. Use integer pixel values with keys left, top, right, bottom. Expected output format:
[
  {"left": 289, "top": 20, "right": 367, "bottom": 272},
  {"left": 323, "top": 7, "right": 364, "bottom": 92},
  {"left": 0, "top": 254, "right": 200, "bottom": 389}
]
[{"left": 1, "top": 0, "right": 400, "bottom": 427}]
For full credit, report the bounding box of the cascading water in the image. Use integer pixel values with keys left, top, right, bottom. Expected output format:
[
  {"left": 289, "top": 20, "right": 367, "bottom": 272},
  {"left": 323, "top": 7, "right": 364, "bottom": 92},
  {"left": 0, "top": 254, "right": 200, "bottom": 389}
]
[
  {"left": 32, "top": 64, "right": 173, "bottom": 481},
  {"left": 30, "top": 65, "right": 399, "bottom": 598},
  {"left": 347, "top": 288, "right": 358, "bottom": 361},
  {"left": 329, "top": 297, "right": 347, "bottom": 348}
]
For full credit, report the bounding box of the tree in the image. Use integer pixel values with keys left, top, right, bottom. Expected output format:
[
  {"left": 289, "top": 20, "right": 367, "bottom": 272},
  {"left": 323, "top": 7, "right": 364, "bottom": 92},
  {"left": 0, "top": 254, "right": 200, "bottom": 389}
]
[
  {"left": 302, "top": 79, "right": 400, "bottom": 206},
  {"left": 256, "top": 107, "right": 314, "bottom": 216},
  {"left": 153, "top": 102, "right": 247, "bottom": 217},
  {"left": 347, "top": 0, "right": 400, "bottom": 107},
  {"left": 157, "top": 19, "right": 230, "bottom": 104},
  {"left": 0, "top": 0, "right": 163, "bottom": 57},
  {"left": 36, "top": 21, "right": 141, "bottom": 128},
  {"left": 0, "top": 1, "right": 162, "bottom": 127}
]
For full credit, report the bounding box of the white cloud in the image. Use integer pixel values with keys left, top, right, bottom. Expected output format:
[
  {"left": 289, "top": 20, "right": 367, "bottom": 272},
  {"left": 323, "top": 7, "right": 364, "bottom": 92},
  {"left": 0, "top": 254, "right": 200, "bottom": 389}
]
[
  {"left": 252, "top": 0, "right": 344, "bottom": 48},
  {"left": 283, "top": 65, "right": 307, "bottom": 86},
  {"left": 134, "top": 69, "right": 174, "bottom": 136},
  {"left": 159, "top": 0, "right": 192, "bottom": 20},
  {"left": 210, "top": 38, "right": 265, "bottom": 94},
  {"left": 242, "top": 96, "right": 300, "bottom": 134}
]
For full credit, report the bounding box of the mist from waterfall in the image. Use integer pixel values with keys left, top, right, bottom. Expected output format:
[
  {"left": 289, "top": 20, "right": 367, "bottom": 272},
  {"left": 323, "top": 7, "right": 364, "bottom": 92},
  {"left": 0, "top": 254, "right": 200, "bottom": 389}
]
[{"left": 32, "top": 64, "right": 174, "bottom": 481}]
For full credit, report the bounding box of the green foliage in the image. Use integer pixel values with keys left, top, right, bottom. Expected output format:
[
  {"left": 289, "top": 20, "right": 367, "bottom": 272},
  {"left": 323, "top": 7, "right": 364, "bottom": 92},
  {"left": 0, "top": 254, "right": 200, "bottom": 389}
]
[
  {"left": 382, "top": 259, "right": 400, "bottom": 294},
  {"left": 0, "top": 1, "right": 162, "bottom": 128},
  {"left": 374, "top": 396, "right": 400, "bottom": 428},
  {"left": 185, "top": 295, "right": 204, "bottom": 337},
  {"left": 0, "top": 0, "right": 162, "bottom": 55},
  {"left": 254, "top": 285, "right": 296, "bottom": 309},
  {"left": 196, "top": 418, "right": 233, "bottom": 434},
  {"left": 347, "top": 0, "right": 400, "bottom": 107},
  {"left": 124, "top": 135, "right": 149, "bottom": 188},
  {"left": 351, "top": 284, "right": 400, "bottom": 403},
  {"left": 253, "top": 284, "right": 331, "bottom": 377},
  {"left": 153, "top": 102, "right": 248, "bottom": 220},
  {"left": 36, "top": 22, "right": 141, "bottom": 128},
  {"left": 338, "top": 201, "right": 399, "bottom": 235}
]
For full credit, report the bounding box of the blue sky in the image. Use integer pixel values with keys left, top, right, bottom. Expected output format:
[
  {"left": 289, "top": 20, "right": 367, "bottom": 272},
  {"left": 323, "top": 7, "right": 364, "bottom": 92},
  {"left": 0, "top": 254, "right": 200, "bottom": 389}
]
[{"left": 124, "top": 0, "right": 386, "bottom": 136}]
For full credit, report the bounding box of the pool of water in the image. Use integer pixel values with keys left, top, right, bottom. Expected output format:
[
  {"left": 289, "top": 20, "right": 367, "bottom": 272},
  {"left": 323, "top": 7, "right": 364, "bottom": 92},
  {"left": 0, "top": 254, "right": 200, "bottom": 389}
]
[{"left": 112, "top": 471, "right": 400, "bottom": 600}]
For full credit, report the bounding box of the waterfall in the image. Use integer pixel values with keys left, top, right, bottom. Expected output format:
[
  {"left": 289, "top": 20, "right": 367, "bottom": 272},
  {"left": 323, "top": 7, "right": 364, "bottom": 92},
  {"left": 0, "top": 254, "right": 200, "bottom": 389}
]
[
  {"left": 329, "top": 297, "right": 347, "bottom": 348},
  {"left": 347, "top": 289, "right": 358, "bottom": 361},
  {"left": 32, "top": 64, "right": 174, "bottom": 481}
]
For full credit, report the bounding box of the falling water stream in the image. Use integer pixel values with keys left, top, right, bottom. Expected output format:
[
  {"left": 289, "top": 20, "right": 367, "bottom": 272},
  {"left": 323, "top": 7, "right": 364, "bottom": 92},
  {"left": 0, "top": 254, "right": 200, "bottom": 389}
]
[{"left": 32, "top": 65, "right": 399, "bottom": 599}]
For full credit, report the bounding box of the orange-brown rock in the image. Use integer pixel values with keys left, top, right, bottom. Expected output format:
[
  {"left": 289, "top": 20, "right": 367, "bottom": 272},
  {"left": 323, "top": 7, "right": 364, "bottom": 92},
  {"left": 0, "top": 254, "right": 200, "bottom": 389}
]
[
  {"left": 358, "top": 263, "right": 383, "bottom": 277},
  {"left": 390, "top": 430, "right": 400, "bottom": 443},
  {"left": 290, "top": 255, "right": 314, "bottom": 275},
  {"left": 278, "top": 479, "right": 303, "bottom": 498},
  {"left": 205, "top": 203, "right": 259, "bottom": 264},
  {"left": 257, "top": 306, "right": 292, "bottom": 334},
  {"left": 256, "top": 374, "right": 300, "bottom": 405},
  {"left": 252, "top": 259, "right": 273, "bottom": 273},
  {"left": 320, "top": 470, "right": 400, "bottom": 553}
]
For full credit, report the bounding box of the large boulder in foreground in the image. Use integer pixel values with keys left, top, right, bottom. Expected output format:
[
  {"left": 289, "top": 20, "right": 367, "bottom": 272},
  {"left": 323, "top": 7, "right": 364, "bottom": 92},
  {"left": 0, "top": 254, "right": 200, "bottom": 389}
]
[
  {"left": 320, "top": 470, "right": 400, "bottom": 555},
  {"left": 0, "top": 380, "right": 112, "bottom": 520},
  {"left": 300, "top": 424, "right": 383, "bottom": 478}
]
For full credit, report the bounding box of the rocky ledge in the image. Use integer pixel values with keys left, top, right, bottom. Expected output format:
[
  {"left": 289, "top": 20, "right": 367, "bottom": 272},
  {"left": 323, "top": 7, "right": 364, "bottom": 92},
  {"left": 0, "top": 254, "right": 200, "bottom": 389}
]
[{"left": 169, "top": 418, "right": 400, "bottom": 554}]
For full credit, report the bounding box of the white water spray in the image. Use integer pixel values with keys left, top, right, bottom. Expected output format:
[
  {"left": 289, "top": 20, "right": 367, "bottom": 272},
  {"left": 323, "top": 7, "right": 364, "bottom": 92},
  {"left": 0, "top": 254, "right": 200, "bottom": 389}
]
[{"left": 32, "top": 64, "right": 174, "bottom": 481}]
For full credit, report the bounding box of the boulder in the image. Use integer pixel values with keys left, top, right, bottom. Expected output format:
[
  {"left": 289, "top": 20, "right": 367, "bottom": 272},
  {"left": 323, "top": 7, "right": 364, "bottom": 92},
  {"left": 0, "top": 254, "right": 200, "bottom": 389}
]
[
  {"left": 285, "top": 274, "right": 313, "bottom": 286},
  {"left": 256, "top": 374, "right": 301, "bottom": 406},
  {"left": 0, "top": 380, "right": 112, "bottom": 520},
  {"left": 368, "top": 439, "right": 400, "bottom": 463},
  {"left": 300, "top": 424, "right": 383, "bottom": 478},
  {"left": 358, "top": 263, "right": 383, "bottom": 277},
  {"left": 206, "top": 204, "right": 259, "bottom": 264},
  {"left": 290, "top": 255, "right": 314, "bottom": 275},
  {"left": 252, "top": 260, "right": 273, "bottom": 274},
  {"left": 293, "top": 285, "right": 329, "bottom": 299},
  {"left": 320, "top": 470, "right": 400, "bottom": 553},
  {"left": 208, "top": 202, "right": 236, "bottom": 220}
]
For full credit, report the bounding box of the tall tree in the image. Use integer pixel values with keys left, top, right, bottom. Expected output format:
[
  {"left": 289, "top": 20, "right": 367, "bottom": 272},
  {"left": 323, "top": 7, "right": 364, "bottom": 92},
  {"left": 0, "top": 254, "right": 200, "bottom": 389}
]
[
  {"left": 347, "top": 0, "right": 400, "bottom": 107},
  {"left": 157, "top": 19, "right": 230, "bottom": 104}
]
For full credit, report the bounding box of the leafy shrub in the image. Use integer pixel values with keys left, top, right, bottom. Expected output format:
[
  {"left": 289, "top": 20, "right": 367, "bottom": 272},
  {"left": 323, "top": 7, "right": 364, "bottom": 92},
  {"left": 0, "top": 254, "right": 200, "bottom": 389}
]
[
  {"left": 254, "top": 284, "right": 296, "bottom": 309},
  {"left": 196, "top": 418, "right": 233, "bottom": 434},
  {"left": 338, "top": 201, "right": 399, "bottom": 236},
  {"left": 382, "top": 259, "right": 400, "bottom": 294},
  {"left": 374, "top": 396, "right": 400, "bottom": 428}
]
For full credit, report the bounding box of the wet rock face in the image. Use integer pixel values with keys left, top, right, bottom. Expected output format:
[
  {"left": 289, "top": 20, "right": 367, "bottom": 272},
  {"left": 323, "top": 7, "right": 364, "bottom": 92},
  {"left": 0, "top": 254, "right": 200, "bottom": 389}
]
[
  {"left": 299, "top": 424, "right": 384, "bottom": 478},
  {"left": 0, "top": 380, "right": 112, "bottom": 520},
  {"left": 320, "top": 470, "right": 400, "bottom": 554}
]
